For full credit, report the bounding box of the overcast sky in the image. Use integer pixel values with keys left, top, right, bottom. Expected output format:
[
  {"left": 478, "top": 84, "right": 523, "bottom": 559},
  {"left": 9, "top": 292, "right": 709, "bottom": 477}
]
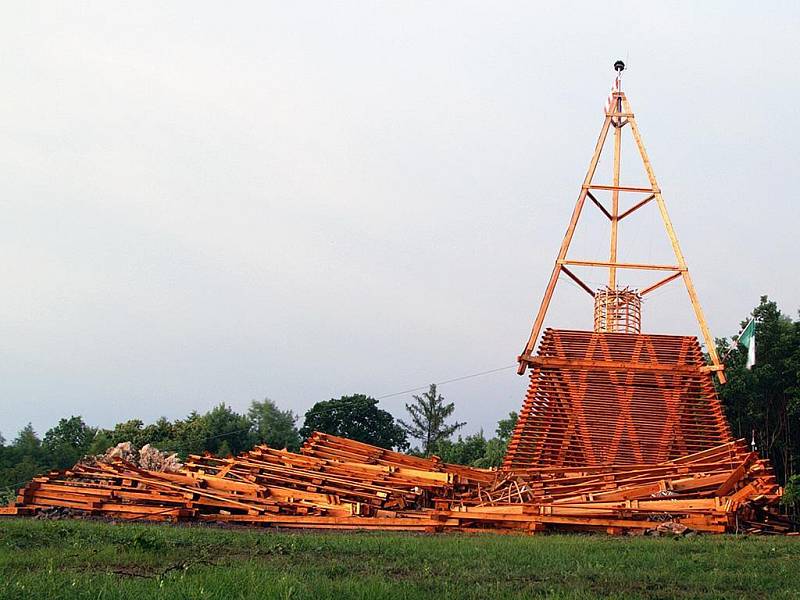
[{"left": 1, "top": 1, "right": 798, "bottom": 442}]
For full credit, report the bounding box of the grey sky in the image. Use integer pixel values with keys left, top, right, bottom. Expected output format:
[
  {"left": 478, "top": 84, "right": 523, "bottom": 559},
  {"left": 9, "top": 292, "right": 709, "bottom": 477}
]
[{"left": 2, "top": 1, "right": 798, "bottom": 441}]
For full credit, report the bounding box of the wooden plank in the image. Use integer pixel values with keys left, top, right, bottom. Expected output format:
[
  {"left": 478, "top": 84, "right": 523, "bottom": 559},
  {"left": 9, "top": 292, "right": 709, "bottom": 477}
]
[
  {"left": 559, "top": 259, "right": 683, "bottom": 272},
  {"left": 518, "top": 112, "right": 614, "bottom": 372}
]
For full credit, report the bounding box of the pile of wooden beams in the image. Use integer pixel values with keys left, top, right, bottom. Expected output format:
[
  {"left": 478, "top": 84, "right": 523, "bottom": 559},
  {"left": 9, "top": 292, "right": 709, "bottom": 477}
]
[
  {"left": 454, "top": 440, "right": 786, "bottom": 534},
  {"left": 3, "top": 433, "right": 492, "bottom": 531},
  {"left": 3, "top": 433, "right": 789, "bottom": 534}
]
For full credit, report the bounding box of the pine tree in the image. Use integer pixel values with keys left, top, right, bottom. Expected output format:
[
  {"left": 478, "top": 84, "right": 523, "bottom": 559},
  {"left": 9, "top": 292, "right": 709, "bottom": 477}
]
[
  {"left": 399, "top": 384, "right": 465, "bottom": 455},
  {"left": 248, "top": 398, "right": 301, "bottom": 451}
]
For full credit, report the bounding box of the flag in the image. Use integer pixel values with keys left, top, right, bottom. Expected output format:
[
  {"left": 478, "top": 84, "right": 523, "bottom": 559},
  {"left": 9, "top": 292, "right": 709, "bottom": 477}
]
[
  {"left": 604, "top": 75, "right": 621, "bottom": 115},
  {"left": 738, "top": 319, "right": 756, "bottom": 369}
]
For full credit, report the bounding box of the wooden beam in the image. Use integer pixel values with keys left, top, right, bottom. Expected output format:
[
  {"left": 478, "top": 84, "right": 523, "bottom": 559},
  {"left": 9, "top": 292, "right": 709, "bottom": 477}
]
[
  {"left": 586, "top": 184, "right": 657, "bottom": 193},
  {"left": 586, "top": 191, "right": 612, "bottom": 220},
  {"left": 518, "top": 113, "right": 614, "bottom": 373},
  {"left": 622, "top": 94, "right": 726, "bottom": 384},
  {"left": 560, "top": 266, "right": 596, "bottom": 297},
  {"left": 520, "top": 355, "right": 706, "bottom": 374},
  {"left": 618, "top": 194, "right": 655, "bottom": 220},
  {"left": 609, "top": 107, "right": 622, "bottom": 289},
  {"left": 640, "top": 271, "right": 682, "bottom": 295},
  {"left": 560, "top": 259, "right": 683, "bottom": 272}
]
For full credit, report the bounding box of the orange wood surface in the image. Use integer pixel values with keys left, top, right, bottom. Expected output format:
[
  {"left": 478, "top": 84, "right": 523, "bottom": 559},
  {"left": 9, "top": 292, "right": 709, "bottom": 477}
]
[{"left": 506, "top": 329, "right": 732, "bottom": 469}]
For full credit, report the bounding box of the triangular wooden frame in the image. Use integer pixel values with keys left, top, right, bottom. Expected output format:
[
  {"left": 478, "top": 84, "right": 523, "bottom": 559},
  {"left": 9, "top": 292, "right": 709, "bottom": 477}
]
[{"left": 517, "top": 87, "right": 725, "bottom": 383}]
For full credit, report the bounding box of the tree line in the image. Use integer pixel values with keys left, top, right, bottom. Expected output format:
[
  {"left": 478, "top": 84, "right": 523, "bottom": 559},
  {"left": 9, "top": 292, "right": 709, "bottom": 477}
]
[
  {"left": 2, "top": 296, "right": 798, "bottom": 502},
  {"left": 0, "top": 385, "right": 517, "bottom": 501}
]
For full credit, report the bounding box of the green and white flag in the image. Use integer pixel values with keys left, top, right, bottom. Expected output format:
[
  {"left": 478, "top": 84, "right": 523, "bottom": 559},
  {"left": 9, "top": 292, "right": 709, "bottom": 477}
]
[{"left": 738, "top": 319, "right": 756, "bottom": 369}]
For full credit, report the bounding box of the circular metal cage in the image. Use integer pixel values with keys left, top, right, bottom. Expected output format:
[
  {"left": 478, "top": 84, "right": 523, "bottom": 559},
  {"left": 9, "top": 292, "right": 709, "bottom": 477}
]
[{"left": 593, "top": 287, "right": 642, "bottom": 334}]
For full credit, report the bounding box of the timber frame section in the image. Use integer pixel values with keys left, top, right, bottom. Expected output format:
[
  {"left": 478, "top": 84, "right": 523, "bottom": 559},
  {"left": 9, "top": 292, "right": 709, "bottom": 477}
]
[{"left": 517, "top": 90, "right": 725, "bottom": 383}]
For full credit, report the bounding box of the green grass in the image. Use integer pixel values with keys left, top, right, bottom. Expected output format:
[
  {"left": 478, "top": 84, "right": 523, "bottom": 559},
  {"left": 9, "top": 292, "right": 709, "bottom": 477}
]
[{"left": 0, "top": 518, "right": 798, "bottom": 599}]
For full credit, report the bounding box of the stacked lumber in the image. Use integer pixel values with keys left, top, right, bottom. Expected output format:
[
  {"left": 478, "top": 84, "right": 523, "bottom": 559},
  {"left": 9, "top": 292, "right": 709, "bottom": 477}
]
[
  {"left": 5, "top": 434, "right": 788, "bottom": 534},
  {"left": 506, "top": 329, "right": 733, "bottom": 469},
  {"left": 301, "top": 431, "right": 496, "bottom": 486}
]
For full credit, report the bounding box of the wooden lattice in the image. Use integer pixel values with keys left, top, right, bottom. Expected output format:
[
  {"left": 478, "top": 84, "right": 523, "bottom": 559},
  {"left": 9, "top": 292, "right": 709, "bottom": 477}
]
[
  {"left": 593, "top": 287, "right": 641, "bottom": 334},
  {"left": 504, "top": 329, "right": 732, "bottom": 469}
]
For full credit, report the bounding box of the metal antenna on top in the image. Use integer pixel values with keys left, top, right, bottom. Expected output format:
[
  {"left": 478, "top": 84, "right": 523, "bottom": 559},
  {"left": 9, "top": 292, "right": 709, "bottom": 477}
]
[{"left": 613, "top": 60, "right": 625, "bottom": 107}]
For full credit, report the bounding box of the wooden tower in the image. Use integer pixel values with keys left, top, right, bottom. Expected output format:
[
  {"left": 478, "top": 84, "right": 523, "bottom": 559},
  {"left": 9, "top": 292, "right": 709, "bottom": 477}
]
[{"left": 504, "top": 64, "right": 732, "bottom": 469}]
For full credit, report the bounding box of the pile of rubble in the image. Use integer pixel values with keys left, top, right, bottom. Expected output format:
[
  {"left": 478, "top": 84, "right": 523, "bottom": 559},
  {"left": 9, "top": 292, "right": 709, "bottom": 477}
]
[
  {"left": 1, "top": 433, "right": 790, "bottom": 534},
  {"left": 80, "top": 442, "right": 183, "bottom": 473}
]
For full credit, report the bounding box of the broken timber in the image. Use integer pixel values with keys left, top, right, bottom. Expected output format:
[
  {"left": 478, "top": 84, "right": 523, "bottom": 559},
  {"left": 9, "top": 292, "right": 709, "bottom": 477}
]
[{"left": 4, "top": 433, "right": 787, "bottom": 534}]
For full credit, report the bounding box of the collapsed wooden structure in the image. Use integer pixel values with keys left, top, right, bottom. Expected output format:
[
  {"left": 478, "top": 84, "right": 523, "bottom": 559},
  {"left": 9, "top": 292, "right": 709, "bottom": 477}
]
[
  {"left": 3, "top": 64, "right": 788, "bottom": 534},
  {"left": 3, "top": 433, "right": 787, "bottom": 534}
]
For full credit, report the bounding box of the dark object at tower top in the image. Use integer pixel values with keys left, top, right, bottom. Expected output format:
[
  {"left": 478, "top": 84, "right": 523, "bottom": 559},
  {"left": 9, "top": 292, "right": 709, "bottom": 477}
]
[{"left": 614, "top": 60, "right": 625, "bottom": 72}]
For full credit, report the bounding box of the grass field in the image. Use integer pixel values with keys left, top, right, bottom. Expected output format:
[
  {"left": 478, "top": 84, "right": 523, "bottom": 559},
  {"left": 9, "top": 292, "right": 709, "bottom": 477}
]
[{"left": 0, "top": 518, "right": 798, "bottom": 599}]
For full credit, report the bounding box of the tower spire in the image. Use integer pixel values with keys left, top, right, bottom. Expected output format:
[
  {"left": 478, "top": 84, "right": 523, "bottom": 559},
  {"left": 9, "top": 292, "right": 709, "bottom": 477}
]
[{"left": 517, "top": 62, "right": 725, "bottom": 383}]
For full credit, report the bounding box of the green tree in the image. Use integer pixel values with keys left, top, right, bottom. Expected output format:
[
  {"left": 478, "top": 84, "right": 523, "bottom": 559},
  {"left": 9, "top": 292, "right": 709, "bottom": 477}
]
[
  {"left": 109, "top": 419, "right": 146, "bottom": 447},
  {"left": 42, "top": 417, "right": 96, "bottom": 469},
  {"left": 400, "top": 384, "right": 465, "bottom": 455},
  {"left": 172, "top": 411, "right": 212, "bottom": 457},
  {"left": 13, "top": 424, "right": 42, "bottom": 456},
  {"left": 87, "top": 429, "right": 114, "bottom": 456},
  {"left": 216, "top": 440, "right": 233, "bottom": 457},
  {"left": 434, "top": 432, "right": 487, "bottom": 464},
  {"left": 300, "top": 395, "right": 407, "bottom": 451},
  {"left": 139, "top": 417, "right": 177, "bottom": 449},
  {"left": 142, "top": 417, "right": 175, "bottom": 446},
  {"left": 782, "top": 475, "right": 800, "bottom": 515},
  {"left": 248, "top": 398, "right": 301, "bottom": 451},
  {"left": 428, "top": 412, "right": 519, "bottom": 468},
  {"left": 717, "top": 296, "right": 800, "bottom": 484},
  {"left": 496, "top": 412, "right": 518, "bottom": 443},
  {"left": 475, "top": 437, "right": 507, "bottom": 468},
  {"left": 201, "top": 404, "right": 253, "bottom": 456},
  {"left": 1, "top": 425, "right": 46, "bottom": 501},
  {"left": 107, "top": 417, "right": 178, "bottom": 453}
]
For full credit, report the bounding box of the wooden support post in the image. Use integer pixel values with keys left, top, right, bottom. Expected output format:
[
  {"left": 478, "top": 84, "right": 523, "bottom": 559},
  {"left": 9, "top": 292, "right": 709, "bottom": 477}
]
[
  {"left": 622, "top": 96, "right": 726, "bottom": 384},
  {"left": 518, "top": 113, "right": 614, "bottom": 373},
  {"left": 609, "top": 94, "right": 622, "bottom": 290}
]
